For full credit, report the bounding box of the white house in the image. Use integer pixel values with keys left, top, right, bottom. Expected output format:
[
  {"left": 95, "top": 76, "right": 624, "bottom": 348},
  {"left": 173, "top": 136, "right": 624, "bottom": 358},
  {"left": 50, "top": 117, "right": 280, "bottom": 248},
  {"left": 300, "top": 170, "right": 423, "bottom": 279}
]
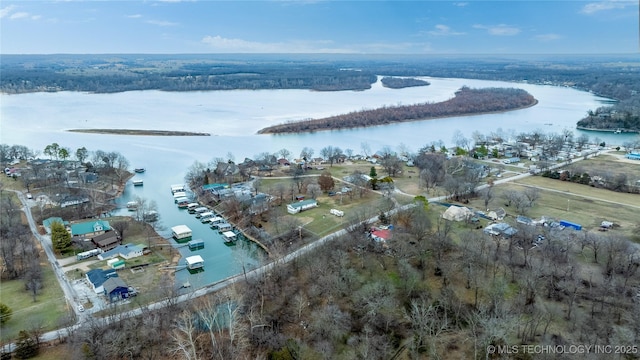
[{"left": 287, "top": 199, "right": 318, "bottom": 214}]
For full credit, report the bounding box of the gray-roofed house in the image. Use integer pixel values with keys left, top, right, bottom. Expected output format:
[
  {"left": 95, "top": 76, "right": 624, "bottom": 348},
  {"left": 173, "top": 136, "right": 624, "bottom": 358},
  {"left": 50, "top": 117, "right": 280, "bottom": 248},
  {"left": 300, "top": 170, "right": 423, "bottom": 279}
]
[
  {"left": 103, "top": 277, "right": 129, "bottom": 302},
  {"left": 92, "top": 231, "right": 120, "bottom": 251},
  {"left": 98, "top": 243, "right": 146, "bottom": 261}
]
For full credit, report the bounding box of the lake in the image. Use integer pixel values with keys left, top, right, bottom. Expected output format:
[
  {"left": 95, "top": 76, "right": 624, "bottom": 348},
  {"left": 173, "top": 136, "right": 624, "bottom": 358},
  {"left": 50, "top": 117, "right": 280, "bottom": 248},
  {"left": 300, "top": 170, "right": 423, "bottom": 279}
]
[{"left": 1, "top": 76, "right": 637, "bottom": 289}]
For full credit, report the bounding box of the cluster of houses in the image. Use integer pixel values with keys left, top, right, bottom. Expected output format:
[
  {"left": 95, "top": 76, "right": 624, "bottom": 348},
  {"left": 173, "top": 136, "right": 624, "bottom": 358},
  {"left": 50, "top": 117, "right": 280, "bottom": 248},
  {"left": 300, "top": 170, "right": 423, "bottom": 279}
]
[
  {"left": 43, "top": 217, "right": 122, "bottom": 252},
  {"left": 42, "top": 217, "right": 147, "bottom": 303},
  {"left": 202, "top": 182, "right": 271, "bottom": 215}
]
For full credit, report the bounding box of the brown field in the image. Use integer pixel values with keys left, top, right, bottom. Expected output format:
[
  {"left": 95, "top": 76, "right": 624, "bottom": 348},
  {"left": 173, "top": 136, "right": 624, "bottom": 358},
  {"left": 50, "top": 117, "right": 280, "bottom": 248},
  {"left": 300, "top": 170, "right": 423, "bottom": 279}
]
[
  {"left": 566, "top": 153, "right": 640, "bottom": 179},
  {"left": 463, "top": 180, "right": 640, "bottom": 238}
]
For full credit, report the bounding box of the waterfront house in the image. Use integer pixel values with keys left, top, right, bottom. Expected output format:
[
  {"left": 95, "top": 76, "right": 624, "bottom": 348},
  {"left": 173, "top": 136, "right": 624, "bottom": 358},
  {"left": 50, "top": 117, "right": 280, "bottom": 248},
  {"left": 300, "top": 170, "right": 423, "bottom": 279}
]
[
  {"left": 98, "top": 243, "right": 146, "bottom": 260},
  {"left": 70, "top": 220, "right": 111, "bottom": 240},
  {"left": 92, "top": 231, "right": 120, "bottom": 252}
]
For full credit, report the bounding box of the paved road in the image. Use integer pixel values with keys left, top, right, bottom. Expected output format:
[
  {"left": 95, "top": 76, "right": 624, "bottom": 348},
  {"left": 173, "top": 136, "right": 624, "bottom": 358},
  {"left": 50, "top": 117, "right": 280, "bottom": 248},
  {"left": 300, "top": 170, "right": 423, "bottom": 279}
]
[
  {"left": 3, "top": 191, "right": 88, "bottom": 352},
  {"left": 0, "top": 150, "right": 617, "bottom": 352}
]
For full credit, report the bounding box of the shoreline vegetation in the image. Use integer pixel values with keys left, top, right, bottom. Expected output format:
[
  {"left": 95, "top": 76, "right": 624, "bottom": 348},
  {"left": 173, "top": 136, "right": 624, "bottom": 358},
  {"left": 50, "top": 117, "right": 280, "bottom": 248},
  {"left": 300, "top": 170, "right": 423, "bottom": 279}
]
[
  {"left": 67, "top": 129, "right": 211, "bottom": 136},
  {"left": 575, "top": 126, "right": 639, "bottom": 134},
  {"left": 258, "top": 86, "right": 537, "bottom": 134}
]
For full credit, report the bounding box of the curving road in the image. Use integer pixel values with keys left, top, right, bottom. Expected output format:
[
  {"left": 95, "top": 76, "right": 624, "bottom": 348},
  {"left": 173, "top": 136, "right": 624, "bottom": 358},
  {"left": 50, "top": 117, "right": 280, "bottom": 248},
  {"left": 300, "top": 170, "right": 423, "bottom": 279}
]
[{"left": 1, "top": 150, "right": 614, "bottom": 353}]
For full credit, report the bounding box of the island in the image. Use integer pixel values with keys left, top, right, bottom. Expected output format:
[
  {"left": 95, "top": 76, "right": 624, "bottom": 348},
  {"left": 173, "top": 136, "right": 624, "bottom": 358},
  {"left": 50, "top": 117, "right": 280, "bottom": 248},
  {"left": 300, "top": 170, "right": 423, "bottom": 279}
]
[
  {"left": 258, "top": 86, "right": 537, "bottom": 134},
  {"left": 67, "top": 129, "right": 211, "bottom": 136},
  {"left": 380, "top": 76, "right": 430, "bottom": 89}
]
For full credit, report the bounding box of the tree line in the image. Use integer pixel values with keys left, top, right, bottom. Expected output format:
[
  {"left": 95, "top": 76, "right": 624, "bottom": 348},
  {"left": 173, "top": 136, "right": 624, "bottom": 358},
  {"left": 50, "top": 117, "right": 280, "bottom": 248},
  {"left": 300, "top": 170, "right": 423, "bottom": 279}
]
[
  {"left": 259, "top": 87, "right": 536, "bottom": 134},
  {"left": 23, "top": 203, "right": 638, "bottom": 359}
]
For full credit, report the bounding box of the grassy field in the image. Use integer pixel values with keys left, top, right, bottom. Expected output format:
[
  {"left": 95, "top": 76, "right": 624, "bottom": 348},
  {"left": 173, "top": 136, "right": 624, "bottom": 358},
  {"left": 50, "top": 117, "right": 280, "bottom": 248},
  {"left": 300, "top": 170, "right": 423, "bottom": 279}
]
[
  {"left": 463, "top": 180, "right": 640, "bottom": 238},
  {"left": 0, "top": 263, "right": 69, "bottom": 343},
  {"left": 566, "top": 153, "right": 640, "bottom": 178}
]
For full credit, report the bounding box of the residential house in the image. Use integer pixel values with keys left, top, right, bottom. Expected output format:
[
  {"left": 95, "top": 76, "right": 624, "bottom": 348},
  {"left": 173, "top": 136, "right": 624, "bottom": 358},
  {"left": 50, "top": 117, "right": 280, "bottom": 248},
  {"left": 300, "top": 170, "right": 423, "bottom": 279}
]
[
  {"left": 78, "top": 172, "right": 98, "bottom": 184},
  {"left": 483, "top": 223, "right": 517, "bottom": 238},
  {"left": 92, "top": 231, "right": 120, "bottom": 251},
  {"left": 98, "top": 243, "right": 146, "bottom": 261},
  {"left": 60, "top": 195, "right": 90, "bottom": 208},
  {"left": 370, "top": 227, "right": 392, "bottom": 243},
  {"left": 103, "top": 277, "right": 129, "bottom": 302},
  {"left": 277, "top": 158, "right": 290, "bottom": 166},
  {"left": 86, "top": 268, "right": 118, "bottom": 294},
  {"left": 70, "top": 220, "right": 111, "bottom": 239},
  {"left": 287, "top": 199, "right": 318, "bottom": 214},
  {"left": 42, "top": 217, "right": 68, "bottom": 234}
]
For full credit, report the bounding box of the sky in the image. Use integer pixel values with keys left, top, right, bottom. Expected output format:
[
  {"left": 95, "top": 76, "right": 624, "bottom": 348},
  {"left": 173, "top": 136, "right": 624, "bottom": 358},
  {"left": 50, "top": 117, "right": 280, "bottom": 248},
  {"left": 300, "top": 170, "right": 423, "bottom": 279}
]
[{"left": 0, "top": 0, "right": 638, "bottom": 54}]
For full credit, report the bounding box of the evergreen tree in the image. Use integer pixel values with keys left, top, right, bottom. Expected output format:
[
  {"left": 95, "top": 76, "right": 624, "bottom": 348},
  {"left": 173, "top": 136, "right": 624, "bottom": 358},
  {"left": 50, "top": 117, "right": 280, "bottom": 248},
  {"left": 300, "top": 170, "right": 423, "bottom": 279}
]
[
  {"left": 0, "top": 303, "right": 12, "bottom": 324},
  {"left": 51, "top": 221, "right": 72, "bottom": 254}
]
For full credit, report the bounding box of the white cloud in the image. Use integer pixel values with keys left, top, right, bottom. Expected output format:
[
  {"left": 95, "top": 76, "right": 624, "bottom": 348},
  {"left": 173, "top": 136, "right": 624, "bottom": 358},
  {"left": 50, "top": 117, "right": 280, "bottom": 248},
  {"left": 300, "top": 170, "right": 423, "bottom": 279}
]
[
  {"left": 127, "top": 14, "right": 143, "bottom": 19},
  {"left": 427, "top": 24, "right": 465, "bottom": 36},
  {"left": 533, "top": 33, "right": 562, "bottom": 42},
  {"left": 0, "top": 5, "right": 16, "bottom": 18},
  {"left": 453, "top": 2, "right": 468, "bottom": 7},
  {"left": 581, "top": 0, "right": 633, "bottom": 14},
  {"left": 146, "top": 19, "right": 178, "bottom": 26},
  {"left": 10, "top": 12, "right": 30, "bottom": 20},
  {"left": 473, "top": 24, "right": 520, "bottom": 36}
]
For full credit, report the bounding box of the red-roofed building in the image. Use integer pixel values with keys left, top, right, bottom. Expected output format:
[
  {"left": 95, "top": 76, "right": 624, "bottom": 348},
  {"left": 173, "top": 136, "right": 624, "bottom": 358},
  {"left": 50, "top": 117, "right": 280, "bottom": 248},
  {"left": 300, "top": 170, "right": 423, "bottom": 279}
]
[{"left": 370, "top": 228, "right": 392, "bottom": 242}]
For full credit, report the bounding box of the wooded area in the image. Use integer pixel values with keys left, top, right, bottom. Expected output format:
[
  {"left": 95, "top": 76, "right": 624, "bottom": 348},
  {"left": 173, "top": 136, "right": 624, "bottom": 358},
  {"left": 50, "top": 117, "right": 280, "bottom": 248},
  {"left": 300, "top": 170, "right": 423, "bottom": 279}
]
[
  {"left": 258, "top": 87, "right": 536, "bottom": 134},
  {"left": 2, "top": 54, "right": 639, "bottom": 131}
]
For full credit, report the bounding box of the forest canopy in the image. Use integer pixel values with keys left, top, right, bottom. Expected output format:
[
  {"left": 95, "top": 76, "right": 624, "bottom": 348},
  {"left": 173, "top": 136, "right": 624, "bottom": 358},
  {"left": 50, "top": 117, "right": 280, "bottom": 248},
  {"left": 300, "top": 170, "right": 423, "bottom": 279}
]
[{"left": 258, "top": 87, "right": 537, "bottom": 134}]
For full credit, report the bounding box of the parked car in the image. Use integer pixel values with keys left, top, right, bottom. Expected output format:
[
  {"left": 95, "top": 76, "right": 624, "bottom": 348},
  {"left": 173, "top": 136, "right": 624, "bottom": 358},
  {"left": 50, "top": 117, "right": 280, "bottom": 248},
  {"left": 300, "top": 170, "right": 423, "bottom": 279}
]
[
  {"left": 78, "top": 304, "right": 85, "bottom": 312},
  {"left": 328, "top": 191, "right": 336, "bottom": 196}
]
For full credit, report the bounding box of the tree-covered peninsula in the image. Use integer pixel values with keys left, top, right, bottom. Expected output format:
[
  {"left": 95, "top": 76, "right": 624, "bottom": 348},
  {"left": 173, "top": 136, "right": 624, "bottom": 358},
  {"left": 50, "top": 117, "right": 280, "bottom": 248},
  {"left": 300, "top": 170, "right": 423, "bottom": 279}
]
[{"left": 258, "top": 87, "right": 537, "bottom": 134}]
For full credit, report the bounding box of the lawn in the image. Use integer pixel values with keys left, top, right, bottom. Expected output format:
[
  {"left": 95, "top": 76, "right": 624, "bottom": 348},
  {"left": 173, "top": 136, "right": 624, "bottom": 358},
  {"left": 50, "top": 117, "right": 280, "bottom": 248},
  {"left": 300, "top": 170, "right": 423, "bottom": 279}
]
[
  {"left": 464, "top": 180, "right": 640, "bottom": 238},
  {"left": 0, "top": 263, "right": 69, "bottom": 343},
  {"left": 565, "top": 153, "right": 640, "bottom": 179}
]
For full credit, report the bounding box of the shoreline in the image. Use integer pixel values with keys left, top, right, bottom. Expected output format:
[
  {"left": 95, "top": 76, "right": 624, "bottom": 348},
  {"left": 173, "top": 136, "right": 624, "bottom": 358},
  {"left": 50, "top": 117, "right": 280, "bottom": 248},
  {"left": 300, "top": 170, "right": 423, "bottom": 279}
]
[
  {"left": 67, "top": 129, "right": 211, "bottom": 136},
  {"left": 259, "top": 99, "right": 539, "bottom": 135},
  {"left": 576, "top": 126, "right": 639, "bottom": 134}
]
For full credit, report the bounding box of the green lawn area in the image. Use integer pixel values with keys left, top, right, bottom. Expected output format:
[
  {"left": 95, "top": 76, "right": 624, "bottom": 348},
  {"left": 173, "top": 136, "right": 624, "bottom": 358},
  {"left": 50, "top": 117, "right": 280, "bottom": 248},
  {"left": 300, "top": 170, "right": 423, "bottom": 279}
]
[{"left": 0, "top": 264, "right": 69, "bottom": 343}]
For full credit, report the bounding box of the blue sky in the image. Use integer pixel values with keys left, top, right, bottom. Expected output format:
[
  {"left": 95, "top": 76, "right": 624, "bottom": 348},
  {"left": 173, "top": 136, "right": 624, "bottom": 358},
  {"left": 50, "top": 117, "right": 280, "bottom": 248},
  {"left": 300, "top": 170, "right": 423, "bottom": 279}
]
[{"left": 1, "top": 0, "right": 637, "bottom": 54}]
